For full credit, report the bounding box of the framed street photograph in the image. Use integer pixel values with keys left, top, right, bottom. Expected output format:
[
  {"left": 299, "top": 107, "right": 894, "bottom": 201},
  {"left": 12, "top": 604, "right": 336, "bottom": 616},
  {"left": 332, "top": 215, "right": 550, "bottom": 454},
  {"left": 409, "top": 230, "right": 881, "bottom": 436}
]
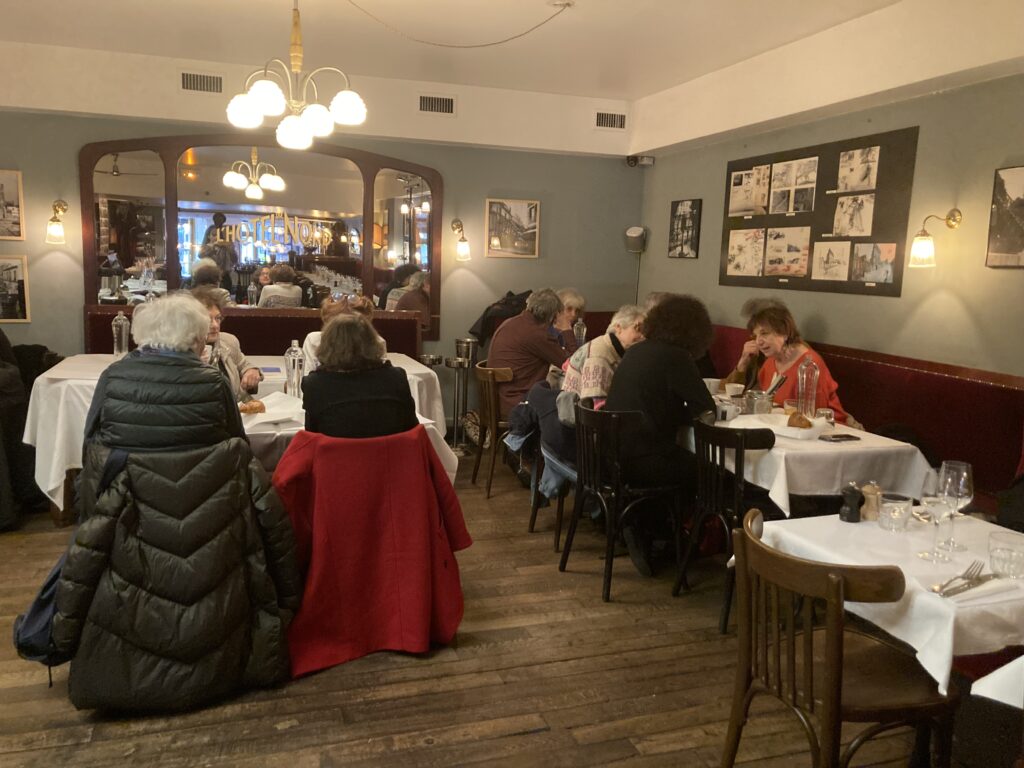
[
  {"left": 667, "top": 198, "right": 701, "bottom": 258},
  {"left": 485, "top": 198, "right": 540, "bottom": 258},
  {"left": 986, "top": 165, "right": 1024, "bottom": 268},
  {"left": 0, "top": 255, "right": 30, "bottom": 322},
  {"left": 0, "top": 169, "right": 25, "bottom": 241}
]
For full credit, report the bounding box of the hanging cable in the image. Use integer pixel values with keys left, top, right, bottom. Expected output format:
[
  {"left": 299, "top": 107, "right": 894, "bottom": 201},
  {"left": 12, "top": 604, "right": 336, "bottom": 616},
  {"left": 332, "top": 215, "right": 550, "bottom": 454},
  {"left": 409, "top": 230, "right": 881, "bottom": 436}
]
[{"left": 343, "top": 0, "right": 574, "bottom": 49}]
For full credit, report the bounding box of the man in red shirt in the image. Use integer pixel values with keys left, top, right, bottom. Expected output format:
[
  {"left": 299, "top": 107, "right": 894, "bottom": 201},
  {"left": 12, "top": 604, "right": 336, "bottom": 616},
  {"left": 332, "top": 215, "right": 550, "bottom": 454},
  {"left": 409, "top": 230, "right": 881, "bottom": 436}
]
[{"left": 488, "top": 288, "right": 572, "bottom": 417}]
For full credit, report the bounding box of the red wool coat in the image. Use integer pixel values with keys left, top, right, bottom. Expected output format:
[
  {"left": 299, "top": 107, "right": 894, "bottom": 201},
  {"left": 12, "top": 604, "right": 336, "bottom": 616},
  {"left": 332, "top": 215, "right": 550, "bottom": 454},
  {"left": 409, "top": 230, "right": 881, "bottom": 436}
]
[{"left": 273, "top": 426, "right": 472, "bottom": 677}]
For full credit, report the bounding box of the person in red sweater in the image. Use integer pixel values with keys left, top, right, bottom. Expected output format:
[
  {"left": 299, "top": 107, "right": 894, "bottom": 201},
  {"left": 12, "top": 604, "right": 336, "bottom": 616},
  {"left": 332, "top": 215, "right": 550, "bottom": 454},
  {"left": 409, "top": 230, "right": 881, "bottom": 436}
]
[
  {"left": 487, "top": 288, "right": 573, "bottom": 417},
  {"left": 733, "top": 305, "right": 848, "bottom": 424}
]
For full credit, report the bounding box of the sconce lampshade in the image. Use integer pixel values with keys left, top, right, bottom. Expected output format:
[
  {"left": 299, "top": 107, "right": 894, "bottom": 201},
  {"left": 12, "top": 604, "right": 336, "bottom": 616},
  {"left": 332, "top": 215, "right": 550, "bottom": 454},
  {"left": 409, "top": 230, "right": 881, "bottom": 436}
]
[
  {"left": 908, "top": 232, "right": 936, "bottom": 268},
  {"left": 45, "top": 200, "right": 69, "bottom": 245},
  {"left": 456, "top": 237, "right": 471, "bottom": 261}
]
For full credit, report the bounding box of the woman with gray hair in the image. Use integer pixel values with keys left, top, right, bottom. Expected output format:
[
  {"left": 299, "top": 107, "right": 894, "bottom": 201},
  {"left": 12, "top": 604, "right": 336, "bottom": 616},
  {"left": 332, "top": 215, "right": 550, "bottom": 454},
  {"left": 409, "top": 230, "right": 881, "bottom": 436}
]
[
  {"left": 302, "top": 314, "right": 417, "bottom": 438},
  {"left": 84, "top": 292, "right": 244, "bottom": 448},
  {"left": 562, "top": 304, "right": 645, "bottom": 406},
  {"left": 488, "top": 288, "right": 572, "bottom": 417},
  {"left": 190, "top": 257, "right": 233, "bottom": 306},
  {"left": 555, "top": 288, "right": 586, "bottom": 349}
]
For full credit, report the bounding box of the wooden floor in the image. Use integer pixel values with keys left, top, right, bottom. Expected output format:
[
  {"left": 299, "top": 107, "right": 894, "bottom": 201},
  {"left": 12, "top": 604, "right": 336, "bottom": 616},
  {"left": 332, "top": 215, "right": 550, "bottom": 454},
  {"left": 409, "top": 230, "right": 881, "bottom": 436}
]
[{"left": 0, "top": 464, "right": 925, "bottom": 767}]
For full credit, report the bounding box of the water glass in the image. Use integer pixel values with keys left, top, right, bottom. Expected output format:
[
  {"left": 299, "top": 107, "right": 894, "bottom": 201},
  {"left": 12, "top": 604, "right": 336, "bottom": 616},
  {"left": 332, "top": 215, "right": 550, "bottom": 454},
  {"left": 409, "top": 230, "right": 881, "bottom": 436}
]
[
  {"left": 783, "top": 399, "right": 798, "bottom": 416},
  {"left": 937, "top": 461, "right": 973, "bottom": 552},
  {"left": 989, "top": 531, "right": 1024, "bottom": 579},
  {"left": 815, "top": 408, "right": 836, "bottom": 427},
  {"left": 916, "top": 496, "right": 952, "bottom": 562},
  {"left": 878, "top": 493, "right": 912, "bottom": 532}
]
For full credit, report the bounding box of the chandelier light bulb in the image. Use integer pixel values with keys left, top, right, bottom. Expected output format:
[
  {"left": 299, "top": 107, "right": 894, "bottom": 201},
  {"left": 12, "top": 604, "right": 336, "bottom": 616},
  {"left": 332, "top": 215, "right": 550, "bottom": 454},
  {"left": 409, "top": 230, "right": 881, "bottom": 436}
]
[
  {"left": 247, "top": 78, "right": 287, "bottom": 117},
  {"left": 222, "top": 170, "right": 247, "bottom": 189},
  {"left": 330, "top": 90, "right": 367, "bottom": 126},
  {"left": 226, "top": 93, "right": 263, "bottom": 129},
  {"left": 420, "top": 200, "right": 431, "bottom": 213},
  {"left": 400, "top": 202, "right": 410, "bottom": 215},
  {"left": 276, "top": 114, "right": 313, "bottom": 150},
  {"left": 244, "top": 183, "right": 265, "bottom": 201},
  {"left": 259, "top": 173, "right": 286, "bottom": 192},
  {"left": 300, "top": 103, "right": 334, "bottom": 138}
]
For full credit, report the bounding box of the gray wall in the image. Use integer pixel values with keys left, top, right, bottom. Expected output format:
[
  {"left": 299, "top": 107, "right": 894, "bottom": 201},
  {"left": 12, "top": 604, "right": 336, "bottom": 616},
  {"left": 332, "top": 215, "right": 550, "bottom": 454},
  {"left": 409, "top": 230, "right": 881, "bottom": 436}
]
[
  {"left": 639, "top": 74, "right": 1024, "bottom": 377},
  {"left": 0, "top": 113, "right": 643, "bottom": 367}
]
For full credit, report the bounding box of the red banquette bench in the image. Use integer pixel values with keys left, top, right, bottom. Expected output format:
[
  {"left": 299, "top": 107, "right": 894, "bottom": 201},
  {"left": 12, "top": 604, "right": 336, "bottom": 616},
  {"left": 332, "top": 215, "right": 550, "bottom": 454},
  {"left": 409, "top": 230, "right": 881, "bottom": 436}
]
[{"left": 584, "top": 312, "right": 1024, "bottom": 511}]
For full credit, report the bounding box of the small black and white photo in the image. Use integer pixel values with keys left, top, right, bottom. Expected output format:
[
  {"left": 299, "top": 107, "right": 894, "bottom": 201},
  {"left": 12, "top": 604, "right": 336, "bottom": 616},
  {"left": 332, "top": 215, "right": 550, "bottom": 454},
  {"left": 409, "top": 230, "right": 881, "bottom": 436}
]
[
  {"left": 986, "top": 165, "right": 1024, "bottom": 268},
  {"left": 837, "top": 146, "right": 880, "bottom": 192},
  {"left": 793, "top": 187, "right": 816, "bottom": 213},
  {"left": 833, "top": 193, "right": 875, "bottom": 237},
  {"left": 811, "top": 241, "right": 851, "bottom": 281},
  {"left": 728, "top": 164, "right": 770, "bottom": 216},
  {"left": 769, "top": 157, "right": 818, "bottom": 214},
  {"left": 851, "top": 243, "right": 896, "bottom": 283},
  {"left": 769, "top": 189, "right": 791, "bottom": 215},
  {"left": 0, "top": 255, "right": 30, "bottom": 322},
  {"left": 667, "top": 198, "right": 702, "bottom": 259},
  {"left": 0, "top": 169, "right": 25, "bottom": 241}
]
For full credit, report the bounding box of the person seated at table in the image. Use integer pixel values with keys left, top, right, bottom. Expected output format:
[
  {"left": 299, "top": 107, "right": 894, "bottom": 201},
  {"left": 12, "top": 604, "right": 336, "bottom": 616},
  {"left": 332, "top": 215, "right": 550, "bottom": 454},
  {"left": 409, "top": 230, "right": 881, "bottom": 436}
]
[
  {"left": 733, "top": 304, "right": 848, "bottom": 424},
  {"left": 192, "top": 287, "right": 262, "bottom": 401},
  {"left": 721, "top": 297, "right": 788, "bottom": 391},
  {"left": 554, "top": 288, "right": 586, "bottom": 352},
  {"left": 54, "top": 292, "right": 300, "bottom": 712},
  {"left": 562, "top": 304, "right": 645, "bottom": 408},
  {"left": 488, "top": 288, "right": 571, "bottom": 418},
  {"left": 605, "top": 294, "right": 717, "bottom": 574},
  {"left": 643, "top": 291, "right": 717, "bottom": 378},
  {"left": 254, "top": 265, "right": 272, "bottom": 301},
  {"left": 378, "top": 264, "right": 421, "bottom": 309},
  {"left": 302, "top": 314, "right": 417, "bottom": 439},
  {"left": 302, "top": 294, "right": 382, "bottom": 373},
  {"left": 257, "top": 264, "right": 303, "bottom": 308},
  {"left": 190, "top": 258, "right": 234, "bottom": 306},
  {"left": 394, "top": 270, "right": 430, "bottom": 329}
]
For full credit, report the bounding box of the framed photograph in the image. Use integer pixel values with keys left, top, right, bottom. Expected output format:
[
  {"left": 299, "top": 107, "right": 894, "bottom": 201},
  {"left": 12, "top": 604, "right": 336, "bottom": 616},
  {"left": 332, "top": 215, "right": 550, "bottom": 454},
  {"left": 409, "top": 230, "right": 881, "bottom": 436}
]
[
  {"left": 0, "top": 169, "right": 25, "bottom": 241},
  {"left": 0, "top": 255, "right": 30, "bottom": 322},
  {"left": 485, "top": 198, "right": 540, "bottom": 258},
  {"left": 668, "top": 199, "right": 701, "bottom": 258},
  {"left": 986, "top": 166, "right": 1024, "bottom": 268}
]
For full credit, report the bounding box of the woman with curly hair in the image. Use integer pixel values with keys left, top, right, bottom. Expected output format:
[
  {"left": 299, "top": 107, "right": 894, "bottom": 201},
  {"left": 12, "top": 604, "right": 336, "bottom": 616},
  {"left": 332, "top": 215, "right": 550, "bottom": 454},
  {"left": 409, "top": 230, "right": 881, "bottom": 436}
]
[{"left": 605, "top": 294, "right": 717, "bottom": 574}]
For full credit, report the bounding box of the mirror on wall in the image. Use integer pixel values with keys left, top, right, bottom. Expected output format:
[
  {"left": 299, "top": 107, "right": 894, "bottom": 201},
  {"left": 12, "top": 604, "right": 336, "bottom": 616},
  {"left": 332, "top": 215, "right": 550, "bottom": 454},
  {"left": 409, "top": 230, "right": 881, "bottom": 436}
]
[
  {"left": 92, "top": 150, "right": 166, "bottom": 303},
  {"left": 80, "top": 135, "right": 443, "bottom": 340},
  {"left": 175, "top": 146, "right": 363, "bottom": 303}
]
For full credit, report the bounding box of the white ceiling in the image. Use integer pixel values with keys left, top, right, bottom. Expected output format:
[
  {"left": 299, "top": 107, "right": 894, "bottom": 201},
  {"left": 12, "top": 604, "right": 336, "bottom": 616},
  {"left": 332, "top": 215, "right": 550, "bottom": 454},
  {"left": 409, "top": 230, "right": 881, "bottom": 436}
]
[{"left": 0, "top": 0, "right": 900, "bottom": 100}]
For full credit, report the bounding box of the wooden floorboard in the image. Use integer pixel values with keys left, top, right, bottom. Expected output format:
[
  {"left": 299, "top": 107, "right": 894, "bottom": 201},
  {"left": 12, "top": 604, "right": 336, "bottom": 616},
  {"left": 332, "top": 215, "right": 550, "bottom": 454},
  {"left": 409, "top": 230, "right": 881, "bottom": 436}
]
[{"left": 0, "top": 462, "right": 930, "bottom": 766}]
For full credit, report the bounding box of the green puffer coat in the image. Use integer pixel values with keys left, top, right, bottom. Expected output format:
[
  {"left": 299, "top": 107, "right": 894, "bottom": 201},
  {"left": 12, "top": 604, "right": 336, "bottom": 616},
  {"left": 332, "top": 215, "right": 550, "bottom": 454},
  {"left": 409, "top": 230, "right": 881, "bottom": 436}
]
[{"left": 52, "top": 437, "right": 302, "bottom": 712}]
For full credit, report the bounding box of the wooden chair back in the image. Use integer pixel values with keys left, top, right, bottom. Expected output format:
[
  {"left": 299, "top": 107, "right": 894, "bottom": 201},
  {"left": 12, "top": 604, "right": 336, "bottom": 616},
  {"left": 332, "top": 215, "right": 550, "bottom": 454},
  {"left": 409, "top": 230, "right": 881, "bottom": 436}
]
[
  {"left": 574, "top": 403, "right": 641, "bottom": 500},
  {"left": 733, "top": 509, "right": 906, "bottom": 760},
  {"left": 474, "top": 361, "right": 513, "bottom": 435}
]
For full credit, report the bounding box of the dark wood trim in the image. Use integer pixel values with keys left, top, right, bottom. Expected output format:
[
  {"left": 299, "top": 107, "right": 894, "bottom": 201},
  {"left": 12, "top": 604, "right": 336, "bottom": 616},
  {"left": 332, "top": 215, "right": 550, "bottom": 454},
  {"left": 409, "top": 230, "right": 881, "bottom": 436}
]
[{"left": 78, "top": 133, "right": 444, "bottom": 340}]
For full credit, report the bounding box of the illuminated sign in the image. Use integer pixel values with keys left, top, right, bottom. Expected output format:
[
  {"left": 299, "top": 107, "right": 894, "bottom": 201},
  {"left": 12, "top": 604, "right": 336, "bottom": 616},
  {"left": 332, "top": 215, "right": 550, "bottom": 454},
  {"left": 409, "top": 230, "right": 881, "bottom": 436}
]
[{"left": 214, "top": 212, "right": 332, "bottom": 249}]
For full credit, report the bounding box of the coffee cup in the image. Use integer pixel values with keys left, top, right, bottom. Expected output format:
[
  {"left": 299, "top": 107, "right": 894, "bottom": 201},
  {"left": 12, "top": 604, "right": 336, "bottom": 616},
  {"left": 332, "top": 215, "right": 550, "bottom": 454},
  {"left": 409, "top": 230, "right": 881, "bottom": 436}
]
[
  {"left": 725, "top": 383, "right": 745, "bottom": 398},
  {"left": 717, "top": 402, "right": 741, "bottom": 422}
]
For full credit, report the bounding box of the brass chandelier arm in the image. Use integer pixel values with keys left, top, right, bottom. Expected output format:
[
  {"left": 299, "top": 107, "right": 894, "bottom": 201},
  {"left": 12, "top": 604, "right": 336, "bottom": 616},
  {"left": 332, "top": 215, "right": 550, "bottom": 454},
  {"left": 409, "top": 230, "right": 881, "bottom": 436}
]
[
  {"left": 244, "top": 59, "right": 296, "bottom": 101},
  {"left": 300, "top": 67, "right": 354, "bottom": 104}
]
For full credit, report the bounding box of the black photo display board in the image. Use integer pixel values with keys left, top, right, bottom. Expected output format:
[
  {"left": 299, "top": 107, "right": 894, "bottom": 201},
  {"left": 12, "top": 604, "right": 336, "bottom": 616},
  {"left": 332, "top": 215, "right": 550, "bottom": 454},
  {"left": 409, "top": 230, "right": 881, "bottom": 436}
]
[{"left": 719, "top": 126, "right": 919, "bottom": 297}]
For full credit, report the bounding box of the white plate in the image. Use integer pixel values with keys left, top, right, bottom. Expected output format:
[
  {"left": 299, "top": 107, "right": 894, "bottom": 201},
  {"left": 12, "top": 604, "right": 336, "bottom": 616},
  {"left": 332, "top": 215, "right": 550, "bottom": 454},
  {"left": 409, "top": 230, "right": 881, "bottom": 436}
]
[{"left": 756, "top": 413, "right": 828, "bottom": 440}]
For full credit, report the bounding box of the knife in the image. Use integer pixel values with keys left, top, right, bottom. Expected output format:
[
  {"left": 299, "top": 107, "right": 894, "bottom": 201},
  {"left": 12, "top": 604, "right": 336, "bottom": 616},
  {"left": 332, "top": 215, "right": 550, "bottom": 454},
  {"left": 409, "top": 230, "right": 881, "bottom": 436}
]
[{"left": 941, "top": 573, "right": 1001, "bottom": 597}]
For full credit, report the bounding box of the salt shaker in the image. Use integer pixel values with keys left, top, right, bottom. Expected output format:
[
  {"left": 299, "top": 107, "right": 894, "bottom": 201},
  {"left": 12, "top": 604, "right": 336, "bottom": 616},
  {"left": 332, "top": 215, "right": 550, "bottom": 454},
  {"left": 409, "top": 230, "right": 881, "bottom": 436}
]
[{"left": 860, "top": 480, "right": 881, "bottom": 521}]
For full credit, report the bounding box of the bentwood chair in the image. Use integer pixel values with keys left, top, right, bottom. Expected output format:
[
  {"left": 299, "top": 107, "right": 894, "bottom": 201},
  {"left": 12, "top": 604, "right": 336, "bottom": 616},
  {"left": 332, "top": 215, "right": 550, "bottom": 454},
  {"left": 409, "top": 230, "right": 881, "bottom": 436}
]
[
  {"left": 722, "top": 509, "right": 959, "bottom": 768},
  {"left": 673, "top": 417, "right": 775, "bottom": 634},
  {"left": 471, "top": 361, "right": 513, "bottom": 499},
  {"left": 559, "top": 403, "right": 687, "bottom": 602}
]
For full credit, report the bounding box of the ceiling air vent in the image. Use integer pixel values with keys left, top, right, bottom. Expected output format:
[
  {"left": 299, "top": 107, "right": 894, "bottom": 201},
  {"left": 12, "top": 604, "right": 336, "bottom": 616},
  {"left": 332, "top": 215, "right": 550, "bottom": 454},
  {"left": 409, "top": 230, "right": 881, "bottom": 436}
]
[
  {"left": 595, "top": 111, "right": 626, "bottom": 130},
  {"left": 419, "top": 95, "right": 456, "bottom": 116},
  {"left": 180, "top": 72, "right": 223, "bottom": 94}
]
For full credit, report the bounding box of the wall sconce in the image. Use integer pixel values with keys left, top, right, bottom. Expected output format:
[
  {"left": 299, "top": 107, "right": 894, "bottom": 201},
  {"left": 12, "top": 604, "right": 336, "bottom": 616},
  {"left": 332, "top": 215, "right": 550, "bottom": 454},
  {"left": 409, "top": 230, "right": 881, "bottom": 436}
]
[
  {"left": 451, "top": 218, "right": 471, "bottom": 261},
  {"left": 908, "top": 208, "right": 962, "bottom": 268},
  {"left": 45, "top": 200, "right": 69, "bottom": 245}
]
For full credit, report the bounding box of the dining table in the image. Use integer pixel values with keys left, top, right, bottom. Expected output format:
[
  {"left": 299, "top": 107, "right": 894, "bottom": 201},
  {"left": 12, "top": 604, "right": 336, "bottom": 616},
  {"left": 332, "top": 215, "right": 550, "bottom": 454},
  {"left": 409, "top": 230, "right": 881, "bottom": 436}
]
[
  {"left": 760, "top": 513, "right": 1024, "bottom": 697},
  {"left": 706, "top": 413, "right": 936, "bottom": 516},
  {"left": 23, "top": 353, "right": 455, "bottom": 510}
]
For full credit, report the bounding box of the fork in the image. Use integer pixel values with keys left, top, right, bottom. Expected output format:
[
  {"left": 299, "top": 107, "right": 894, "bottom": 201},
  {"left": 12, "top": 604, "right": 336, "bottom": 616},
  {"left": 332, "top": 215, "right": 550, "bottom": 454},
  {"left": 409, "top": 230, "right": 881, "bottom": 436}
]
[{"left": 930, "top": 560, "right": 983, "bottom": 594}]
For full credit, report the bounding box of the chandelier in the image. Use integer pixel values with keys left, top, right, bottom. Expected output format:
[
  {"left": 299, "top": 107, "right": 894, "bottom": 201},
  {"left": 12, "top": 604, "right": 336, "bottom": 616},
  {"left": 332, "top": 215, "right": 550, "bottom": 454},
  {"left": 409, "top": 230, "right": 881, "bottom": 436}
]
[
  {"left": 226, "top": 1, "right": 367, "bottom": 150},
  {"left": 222, "top": 147, "right": 286, "bottom": 200}
]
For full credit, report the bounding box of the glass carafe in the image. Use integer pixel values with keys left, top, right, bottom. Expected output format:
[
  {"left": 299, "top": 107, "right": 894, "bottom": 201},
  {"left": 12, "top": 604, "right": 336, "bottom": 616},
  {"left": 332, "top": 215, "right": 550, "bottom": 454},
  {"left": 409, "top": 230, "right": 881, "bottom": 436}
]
[
  {"left": 111, "top": 311, "right": 130, "bottom": 360},
  {"left": 797, "top": 356, "right": 819, "bottom": 419}
]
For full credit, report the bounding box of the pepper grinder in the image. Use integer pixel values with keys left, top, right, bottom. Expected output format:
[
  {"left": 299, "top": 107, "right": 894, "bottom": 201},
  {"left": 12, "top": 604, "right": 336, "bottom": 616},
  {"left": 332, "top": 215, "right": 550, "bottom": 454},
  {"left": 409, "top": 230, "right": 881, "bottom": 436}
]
[
  {"left": 860, "top": 480, "right": 881, "bottom": 521},
  {"left": 839, "top": 481, "right": 864, "bottom": 523}
]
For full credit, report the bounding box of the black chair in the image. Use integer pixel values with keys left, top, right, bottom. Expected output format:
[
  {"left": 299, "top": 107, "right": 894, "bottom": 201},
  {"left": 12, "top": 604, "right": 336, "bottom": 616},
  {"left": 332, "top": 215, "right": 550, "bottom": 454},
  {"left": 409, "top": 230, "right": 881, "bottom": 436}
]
[
  {"left": 558, "top": 403, "right": 688, "bottom": 602},
  {"left": 672, "top": 417, "right": 775, "bottom": 634}
]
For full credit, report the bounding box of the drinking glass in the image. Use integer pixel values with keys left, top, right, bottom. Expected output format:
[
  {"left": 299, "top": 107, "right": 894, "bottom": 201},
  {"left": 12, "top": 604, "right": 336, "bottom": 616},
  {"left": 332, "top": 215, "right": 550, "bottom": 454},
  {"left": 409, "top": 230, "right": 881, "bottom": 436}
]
[
  {"left": 815, "top": 408, "right": 835, "bottom": 428},
  {"left": 937, "top": 461, "right": 972, "bottom": 552},
  {"left": 916, "top": 495, "right": 952, "bottom": 562},
  {"left": 989, "top": 531, "right": 1024, "bottom": 579},
  {"left": 878, "top": 493, "right": 912, "bottom": 532},
  {"left": 783, "top": 399, "right": 798, "bottom": 416}
]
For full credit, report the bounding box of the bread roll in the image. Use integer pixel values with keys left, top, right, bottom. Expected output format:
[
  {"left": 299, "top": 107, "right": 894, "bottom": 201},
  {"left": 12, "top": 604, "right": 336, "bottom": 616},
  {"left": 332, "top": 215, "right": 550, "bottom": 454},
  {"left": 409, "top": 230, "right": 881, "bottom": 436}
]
[
  {"left": 787, "top": 412, "right": 812, "bottom": 429},
  {"left": 239, "top": 399, "right": 266, "bottom": 415}
]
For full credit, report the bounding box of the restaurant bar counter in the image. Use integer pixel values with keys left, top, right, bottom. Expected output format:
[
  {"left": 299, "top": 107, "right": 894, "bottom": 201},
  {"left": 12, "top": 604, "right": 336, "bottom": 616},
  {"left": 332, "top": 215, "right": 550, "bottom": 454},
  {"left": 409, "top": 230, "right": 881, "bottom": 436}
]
[{"left": 84, "top": 305, "right": 424, "bottom": 358}]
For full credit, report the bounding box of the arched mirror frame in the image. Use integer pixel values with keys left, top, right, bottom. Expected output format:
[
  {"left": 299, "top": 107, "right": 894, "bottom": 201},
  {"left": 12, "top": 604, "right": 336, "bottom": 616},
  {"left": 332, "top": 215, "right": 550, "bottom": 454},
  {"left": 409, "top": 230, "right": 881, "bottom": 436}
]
[{"left": 79, "top": 134, "right": 443, "bottom": 340}]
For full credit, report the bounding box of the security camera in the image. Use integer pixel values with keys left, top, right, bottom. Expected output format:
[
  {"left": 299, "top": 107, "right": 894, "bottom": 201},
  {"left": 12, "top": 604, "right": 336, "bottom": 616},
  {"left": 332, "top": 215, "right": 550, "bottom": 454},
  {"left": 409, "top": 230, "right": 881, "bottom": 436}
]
[{"left": 626, "top": 155, "right": 639, "bottom": 167}]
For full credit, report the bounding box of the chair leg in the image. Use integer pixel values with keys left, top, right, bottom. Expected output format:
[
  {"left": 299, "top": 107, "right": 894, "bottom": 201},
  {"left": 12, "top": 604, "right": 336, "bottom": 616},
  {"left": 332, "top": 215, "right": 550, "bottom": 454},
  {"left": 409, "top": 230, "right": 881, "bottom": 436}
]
[
  {"left": 721, "top": 686, "right": 755, "bottom": 768},
  {"left": 553, "top": 485, "right": 567, "bottom": 552},
  {"left": 673, "top": 510, "right": 706, "bottom": 596},
  {"left": 602, "top": 505, "right": 621, "bottom": 602},
  {"left": 933, "top": 712, "right": 954, "bottom": 768},
  {"left": 559, "top": 489, "right": 586, "bottom": 572},
  {"left": 471, "top": 424, "right": 486, "bottom": 484},
  {"left": 528, "top": 457, "right": 542, "bottom": 533},
  {"left": 485, "top": 433, "right": 501, "bottom": 499},
  {"left": 719, "top": 568, "right": 736, "bottom": 634}
]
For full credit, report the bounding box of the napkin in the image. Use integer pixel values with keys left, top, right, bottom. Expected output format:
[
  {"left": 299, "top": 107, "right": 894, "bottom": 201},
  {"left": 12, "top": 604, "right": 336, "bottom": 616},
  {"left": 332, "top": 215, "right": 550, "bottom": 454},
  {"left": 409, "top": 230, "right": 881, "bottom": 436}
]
[
  {"left": 242, "top": 391, "right": 305, "bottom": 427},
  {"left": 948, "top": 579, "right": 1022, "bottom": 606}
]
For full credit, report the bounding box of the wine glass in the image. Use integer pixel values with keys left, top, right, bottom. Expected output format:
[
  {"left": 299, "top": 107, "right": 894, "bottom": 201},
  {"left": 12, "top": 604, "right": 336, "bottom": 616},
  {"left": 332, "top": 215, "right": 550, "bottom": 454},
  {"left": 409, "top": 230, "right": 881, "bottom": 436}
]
[
  {"left": 916, "top": 495, "right": 952, "bottom": 562},
  {"left": 937, "top": 461, "right": 972, "bottom": 552}
]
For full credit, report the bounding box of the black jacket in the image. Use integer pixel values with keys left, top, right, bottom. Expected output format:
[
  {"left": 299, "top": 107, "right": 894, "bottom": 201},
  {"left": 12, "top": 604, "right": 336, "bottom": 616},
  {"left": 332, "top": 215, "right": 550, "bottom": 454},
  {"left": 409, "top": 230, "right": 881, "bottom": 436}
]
[
  {"left": 53, "top": 439, "right": 302, "bottom": 711},
  {"left": 302, "top": 363, "right": 418, "bottom": 439}
]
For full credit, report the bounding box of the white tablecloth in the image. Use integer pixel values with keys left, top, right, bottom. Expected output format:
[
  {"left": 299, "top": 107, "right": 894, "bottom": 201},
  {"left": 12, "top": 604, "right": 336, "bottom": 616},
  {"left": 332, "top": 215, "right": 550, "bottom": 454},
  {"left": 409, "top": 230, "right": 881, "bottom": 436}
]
[
  {"left": 24, "top": 354, "right": 456, "bottom": 509},
  {"left": 761, "top": 514, "right": 1024, "bottom": 695},
  {"left": 973, "top": 654, "right": 1024, "bottom": 709},
  {"left": 249, "top": 352, "right": 446, "bottom": 437},
  {"left": 707, "top": 414, "right": 935, "bottom": 515}
]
